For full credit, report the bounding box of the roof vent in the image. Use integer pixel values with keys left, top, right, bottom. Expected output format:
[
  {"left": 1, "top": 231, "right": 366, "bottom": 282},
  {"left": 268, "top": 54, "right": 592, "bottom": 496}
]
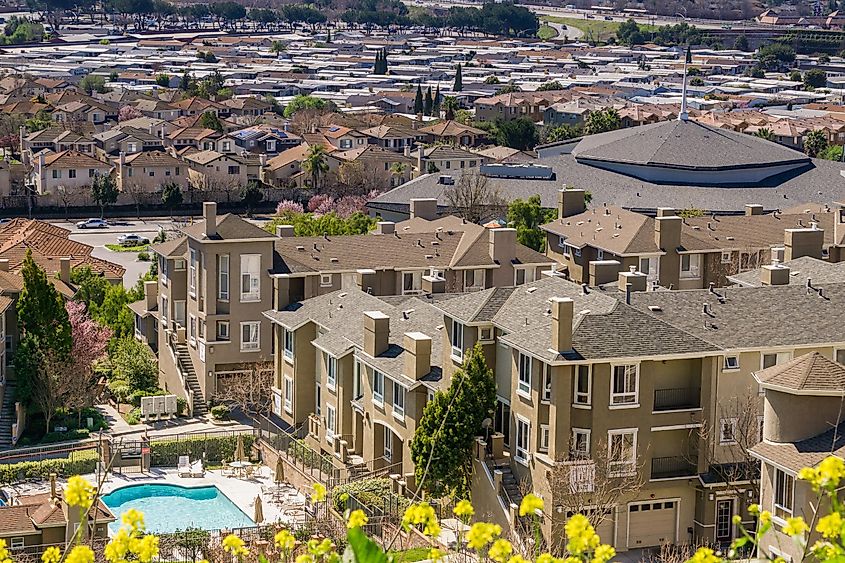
[
  {"left": 296, "top": 245, "right": 305, "bottom": 251},
  {"left": 647, "top": 305, "right": 662, "bottom": 312},
  {"left": 438, "top": 175, "right": 454, "bottom": 185},
  {"left": 526, "top": 286, "right": 538, "bottom": 293},
  {"left": 330, "top": 257, "right": 338, "bottom": 263}
]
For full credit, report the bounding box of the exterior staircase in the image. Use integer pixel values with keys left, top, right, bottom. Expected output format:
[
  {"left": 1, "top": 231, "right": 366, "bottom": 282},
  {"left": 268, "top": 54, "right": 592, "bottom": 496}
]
[
  {"left": 174, "top": 344, "right": 208, "bottom": 416},
  {"left": 0, "top": 382, "right": 16, "bottom": 449},
  {"left": 497, "top": 462, "right": 525, "bottom": 510}
]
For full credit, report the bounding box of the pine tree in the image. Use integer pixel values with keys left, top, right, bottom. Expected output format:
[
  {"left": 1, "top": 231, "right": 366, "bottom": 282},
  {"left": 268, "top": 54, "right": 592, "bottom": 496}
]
[
  {"left": 423, "top": 86, "right": 433, "bottom": 116},
  {"left": 453, "top": 63, "right": 463, "bottom": 92},
  {"left": 414, "top": 84, "right": 424, "bottom": 114},
  {"left": 433, "top": 84, "right": 441, "bottom": 112},
  {"left": 373, "top": 50, "right": 382, "bottom": 74},
  {"left": 382, "top": 48, "right": 388, "bottom": 73}
]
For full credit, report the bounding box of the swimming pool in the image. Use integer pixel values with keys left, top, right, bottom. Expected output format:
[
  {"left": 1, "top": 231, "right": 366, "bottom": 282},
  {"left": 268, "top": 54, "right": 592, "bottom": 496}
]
[{"left": 101, "top": 483, "right": 254, "bottom": 533}]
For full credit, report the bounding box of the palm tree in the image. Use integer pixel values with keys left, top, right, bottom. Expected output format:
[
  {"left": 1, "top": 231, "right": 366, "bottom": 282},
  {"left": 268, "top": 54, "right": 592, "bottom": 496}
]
[
  {"left": 442, "top": 96, "right": 460, "bottom": 120},
  {"left": 754, "top": 128, "right": 775, "bottom": 141},
  {"left": 389, "top": 162, "right": 408, "bottom": 186},
  {"left": 303, "top": 144, "right": 329, "bottom": 191}
]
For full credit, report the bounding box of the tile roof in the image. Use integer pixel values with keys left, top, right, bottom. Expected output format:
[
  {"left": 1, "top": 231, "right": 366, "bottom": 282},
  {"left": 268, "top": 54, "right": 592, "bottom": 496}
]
[
  {"left": 43, "top": 150, "right": 110, "bottom": 170},
  {"left": 755, "top": 352, "right": 845, "bottom": 394}
]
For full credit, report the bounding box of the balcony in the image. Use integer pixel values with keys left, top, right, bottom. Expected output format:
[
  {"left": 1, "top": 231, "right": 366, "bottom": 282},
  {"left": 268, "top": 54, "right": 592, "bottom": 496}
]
[
  {"left": 651, "top": 456, "right": 698, "bottom": 480},
  {"left": 653, "top": 387, "right": 700, "bottom": 412}
]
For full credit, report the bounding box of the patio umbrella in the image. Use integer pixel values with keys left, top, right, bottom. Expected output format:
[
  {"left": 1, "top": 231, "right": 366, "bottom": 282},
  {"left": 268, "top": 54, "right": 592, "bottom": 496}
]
[
  {"left": 235, "top": 434, "right": 245, "bottom": 463},
  {"left": 254, "top": 495, "right": 264, "bottom": 524},
  {"left": 275, "top": 457, "right": 285, "bottom": 484}
]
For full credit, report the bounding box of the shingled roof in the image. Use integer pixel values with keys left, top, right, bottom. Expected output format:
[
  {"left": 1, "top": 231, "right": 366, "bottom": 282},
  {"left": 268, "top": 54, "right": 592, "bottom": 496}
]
[{"left": 755, "top": 352, "right": 845, "bottom": 395}]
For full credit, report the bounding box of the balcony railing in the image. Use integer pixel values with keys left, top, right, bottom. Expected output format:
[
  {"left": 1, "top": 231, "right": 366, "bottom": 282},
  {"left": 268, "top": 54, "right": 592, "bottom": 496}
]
[
  {"left": 653, "top": 387, "right": 700, "bottom": 411},
  {"left": 651, "top": 456, "right": 698, "bottom": 479}
]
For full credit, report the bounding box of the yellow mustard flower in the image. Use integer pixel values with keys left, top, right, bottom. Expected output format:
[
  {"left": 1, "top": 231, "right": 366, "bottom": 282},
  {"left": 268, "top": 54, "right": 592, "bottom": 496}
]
[
  {"left": 275, "top": 529, "right": 296, "bottom": 551},
  {"left": 401, "top": 502, "right": 441, "bottom": 538},
  {"left": 0, "top": 540, "right": 9, "bottom": 562},
  {"left": 428, "top": 548, "right": 444, "bottom": 562},
  {"left": 536, "top": 553, "right": 561, "bottom": 563},
  {"left": 565, "top": 514, "right": 600, "bottom": 555},
  {"left": 759, "top": 510, "right": 772, "bottom": 526},
  {"left": 104, "top": 528, "right": 130, "bottom": 563},
  {"left": 121, "top": 507, "right": 145, "bottom": 533},
  {"left": 811, "top": 540, "right": 840, "bottom": 560},
  {"left": 688, "top": 547, "right": 720, "bottom": 563},
  {"left": 136, "top": 535, "right": 159, "bottom": 563},
  {"left": 222, "top": 534, "right": 249, "bottom": 557},
  {"left": 592, "top": 544, "right": 616, "bottom": 563},
  {"left": 507, "top": 556, "right": 529, "bottom": 563},
  {"left": 519, "top": 493, "right": 544, "bottom": 517},
  {"left": 731, "top": 515, "right": 742, "bottom": 525},
  {"left": 818, "top": 456, "right": 845, "bottom": 487},
  {"left": 66, "top": 545, "right": 95, "bottom": 563},
  {"left": 41, "top": 546, "right": 62, "bottom": 563},
  {"left": 296, "top": 555, "right": 314, "bottom": 563},
  {"left": 817, "top": 512, "right": 844, "bottom": 539},
  {"left": 465, "top": 522, "right": 502, "bottom": 550},
  {"left": 311, "top": 483, "right": 327, "bottom": 503},
  {"left": 65, "top": 476, "right": 95, "bottom": 510},
  {"left": 307, "top": 538, "right": 333, "bottom": 556},
  {"left": 747, "top": 504, "right": 760, "bottom": 516},
  {"left": 453, "top": 499, "right": 475, "bottom": 518},
  {"left": 488, "top": 539, "right": 513, "bottom": 563},
  {"left": 347, "top": 509, "right": 369, "bottom": 529},
  {"left": 782, "top": 516, "right": 809, "bottom": 536}
]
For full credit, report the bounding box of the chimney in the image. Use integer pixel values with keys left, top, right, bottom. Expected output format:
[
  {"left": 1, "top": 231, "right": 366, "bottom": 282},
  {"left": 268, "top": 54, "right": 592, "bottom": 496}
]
[
  {"left": 50, "top": 473, "right": 57, "bottom": 502},
  {"left": 656, "top": 207, "right": 676, "bottom": 218},
  {"left": 403, "top": 145, "right": 411, "bottom": 158},
  {"left": 654, "top": 211, "right": 682, "bottom": 288},
  {"left": 363, "top": 311, "right": 389, "bottom": 357},
  {"left": 409, "top": 198, "right": 438, "bottom": 221},
  {"left": 275, "top": 224, "right": 295, "bottom": 237},
  {"left": 422, "top": 272, "right": 445, "bottom": 294},
  {"left": 417, "top": 148, "right": 423, "bottom": 172},
  {"left": 144, "top": 279, "right": 158, "bottom": 310},
  {"left": 558, "top": 186, "right": 586, "bottom": 219},
  {"left": 404, "top": 332, "right": 431, "bottom": 380},
  {"left": 618, "top": 266, "right": 647, "bottom": 294},
  {"left": 489, "top": 227, "right": 517, "bottom": 264},
  {"left": 203, "top": 201, "right": 217, "bottom": 238},
  {"left": 550, "top": 297, "right": 573, "bottom": 352},
  {"left": 0, "top": 259, "right": 8, "bottom": 271},
  {"left": 588, "top": 259, "right": 621, "bottom": 286},
  {"left": 59, "top": 257, "right": 71, "bottom": 284},
  {"left": 761, "top": 260, "right": 790, "bottom": 286},
  {"left": 19, "top": 125, "right": 27, "bottom": 165},
  {"left": 834, "top": 203, "right": 845, "bottom": 252},
  {"left": 375, "top": 221, "right": 395, "bottom": 235},
  {"left": 745, "top": 203, "right": 764, "bottom": 216},
  {"left": 118, "top": 151, "right": 126, "bottom": 184},
  {"left": 784, "top": 227, "right": 824, "bottom": 261},
  {"left": 259, "top": 153, "right": 268, "bottom": 166}
]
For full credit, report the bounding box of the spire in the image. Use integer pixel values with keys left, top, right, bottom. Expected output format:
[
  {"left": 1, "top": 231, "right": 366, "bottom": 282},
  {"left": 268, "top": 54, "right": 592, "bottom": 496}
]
[{"left": 679, "top": 46, "right": 691, "bottom": 121}]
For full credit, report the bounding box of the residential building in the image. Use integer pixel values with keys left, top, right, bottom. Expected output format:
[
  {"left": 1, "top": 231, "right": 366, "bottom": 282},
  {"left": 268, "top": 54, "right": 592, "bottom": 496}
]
[
  {"left": 361, "top": 125, "right": 419, "bottom": 152},
  {"left": 183, "top": 150, "right": 248, "bottom": 191},
  {"left": 116, "top": 151, "right": 187, "bottom": 193},
  {"left": 30, "top": 151, "right": 113, "bottom": 196},
  {"left": 417, "top": 120, "right": 488, "bottom": 147},
  {"left": 414, "top": 145, "right": 480, "bottom": 175}
]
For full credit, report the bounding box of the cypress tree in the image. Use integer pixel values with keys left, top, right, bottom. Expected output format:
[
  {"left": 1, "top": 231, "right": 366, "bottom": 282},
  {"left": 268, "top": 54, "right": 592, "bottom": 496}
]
[
  {"left": 424, "top": 86, "right": 433, "bottom": 116},
  {"left": 433, "top": 84, "right": 441, "bottom": 112},
  {"left": 373, "top": 51, "right": 381, "bottom": 74},
  {"left": 382, "top": 48, "right": 389, "bottom": 73},
  {"left": 414, "top": 84, "right": 424, "bottom": 114},
  {"left": 454, "top": 63, "right": 463, "bottom": 92}
]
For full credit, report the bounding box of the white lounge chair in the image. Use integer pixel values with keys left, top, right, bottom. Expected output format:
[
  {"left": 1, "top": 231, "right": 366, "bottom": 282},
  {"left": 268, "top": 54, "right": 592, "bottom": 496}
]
[
  {"left": 190, "top": 460, "right": 204, "bottom": 477},
  {"left": 178, "top": 456, "right": 191, "bottom": 477}
]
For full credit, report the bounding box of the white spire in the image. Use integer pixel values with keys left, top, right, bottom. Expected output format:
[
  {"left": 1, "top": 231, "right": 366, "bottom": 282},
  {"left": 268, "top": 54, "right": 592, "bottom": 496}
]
[{"left": 679, "top": 46, "right": 690, "bottom": 121}]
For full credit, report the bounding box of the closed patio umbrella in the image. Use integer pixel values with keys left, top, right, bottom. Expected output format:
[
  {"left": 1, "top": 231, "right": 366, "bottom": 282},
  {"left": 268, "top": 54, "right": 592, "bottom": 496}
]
[
  {"left": 235, "top": 434, "right": 245, "bottom": 463},
  {"left": 275, "top": 457, "right": 285, "bottom": 484},
  {"left": 254, "top": 495, "right": 264, "bottom": 524}
]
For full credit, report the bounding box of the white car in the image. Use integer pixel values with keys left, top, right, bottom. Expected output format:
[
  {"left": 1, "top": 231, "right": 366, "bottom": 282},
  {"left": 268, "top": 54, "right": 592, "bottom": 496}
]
[
  {"left": 117, "top": 233, "right": 150, "bottom": 246},
  {"left": 76, "top": 218, "right": 108, "bottom": 229}
]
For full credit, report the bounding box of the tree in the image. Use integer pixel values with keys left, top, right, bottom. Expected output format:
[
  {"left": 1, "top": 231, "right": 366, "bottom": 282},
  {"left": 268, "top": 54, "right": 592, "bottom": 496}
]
[
  {"left": 283, "top": 95, "right": 328, "bottom": 118},
  {"left": 303, "top": 144, "right": 329, "bottom": 190},
  {"left": 754, "top": 127, "right": 775, "bottom": 141},
  {"left": 442, "top": 96, "right": 459, "bottom": 120},
  {"left": 91, "top": 173, "right": 119, "bottom": 219},
  {"left": 484, "top": 75, "right": 499, "bottom": 85},
  {"left": 616, "top": 18, "right": 644, "bottom": 45},
  {"left": 536, "top": 81, "right": 564, "bottom": 92},
  {"left": 507, "top": 194, "right": 557, "bottom": 252},
  {"left": 453, "top": 63, "right": 463, "bottom": 92},
  {"left": 689, "top": 77, "right": 705, "bottom": 86},
  {"left": 179, "top": 71, "right": 192, "bottom": 91},
  {"left": 433, "top": 84, "right": 441, "bottom": 112},
  {"left": 239, "top": 180, "right": 264, "bottom": 217},
  {"left": 443, "top": 172, "right": 506, "bottom": 224},
  {"left": 161, "top": 181, "right": 183, "bottom": 218},
  {"left": 423, "top": 86, "right": 433, "bottom": 116},
  {"left": 413, "top": 84, "right": 423, "bottom": 115},
  {"left": 544, "top": 124, "right": 582, "bottom": 143},
  {"left": 584, "top": 107, "right": 621, "bottom": 136},
  {"left": 818, "top": 145, "right": 843, "bottom": 161},
  {"left": 110, "top": 336, "right": 159, "bottom": 392},
  {"left": 734, "top": 34, "right": 748, "bottom": 51},
  {"left": 118, "top": 105, "right": 142, "bottom": 122},
  {"left": 803, "top": 129, "right": 828, "bottom": 157},
  {"left": 199, "top": 111, "right": 224, "bottom": 133},
  {"left": 755, "top": 43, "right": 795, "bottom": 71},
  {"left": 90, "top": 283, "right": 139, "bottom": 340},
  {"left": 270, "top": 40, "right": 285, "bottom": 54},
  {"left": 804, "top": 68, "right": 827, "bottom": 89},
  {"left": 495, "top": 83, "right": 520, "bottom": 95},
  {"left": 789, "top": 69, "right": 803, "bottom": 82},
  {"left": 494, "top": 117, "right": 538, "bottom": 150},
  {"left": 79, "top": 74, "right": 107, "bottom": 95},
  {"left": 64, "top": 301, "right": 112, "bottom": 424},
  {"left": 217, "top": 361, "right": 273, "bottom": 424},
  {"left": 410, "top": 343, "right": 495, "bottom": 499},
  {"left": 154, "top": 73, "right": 170, "bottom": 87}
]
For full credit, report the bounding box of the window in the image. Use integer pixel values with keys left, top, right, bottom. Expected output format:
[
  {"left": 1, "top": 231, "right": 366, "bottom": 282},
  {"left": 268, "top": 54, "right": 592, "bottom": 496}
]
[
  {"left": 465, "top": 268, "right": 485, "bottom": 290},
  {"left": 479, "top": 326, "right": 494, "bottom": 342},
  {"left": 762, "top": 352, "right": 791, "bottom": 369},
  {"left": 680, "top": 254, "right": 701, "bottom": 278},
  {"left": 402, "top": 271, "right": 422, "bottom": 294},
  {"left": 773, "top": 468, "right": 794, "bottom": 519},
  {"left": 189, "top": 315, "right": 196, "bottom": 346},
  {"left": 189, "top": 248, "right": 197, "bottom": 295},
  {"left": 373, "top": 370, "right": 384, "bottom": 405},
  {"left": 608, "top": 429, "right": 637, "bottom": 476},
  {"left": 514, "top": 267, "right": 535, "bottom": 286},
  {"left": 216, "top": 321, "right": 229, "bottom": 340},
  {"left": 719, "top": 418, "right": 737, "bottom": 445},
  {"left": 596, "top": 249, "right": 604, "bottom": 260},
  {"left": 574, "top": 365, "right": 591, "bottom": 406},
  {"left": 542, "top": 363, "right": 552, "bottom": 402},
  {"left": 451, "top": 319, "right": 464, "bottom": 360},
  {"left": 240, "top": 254, "right": 261, "bottom": 301},
  {"left": 68, "top": 169, "right": 76, "bottom": 179},
  {"left": 52, "top": 169, "right": 60, "bottom": 179},
  {"left": 218, "top": 254, "right": 229, "bottom": 300},
  {"left": 353, "top": 361, "right": 363, "bottom": 400},
  {"left": 515, "top": 417, "right": 530, "bottom": 463},
  {"left": 174, "top": 301, "right": 186, "bottom": 326},
  {"left": 227, "top": 165, "right": 240, "bottom": 175},
  {"left": 160, "top": 296, "right": 168, "bottom": 324},
  {"left": 517, "top": 353, "right": 532, "bottom": 397},
  {"left": 393, "top": 381, "right": 405, "bottom": 418},
  {"left": 837, "top": 349, "right": 845, "bottom": 365},
  {"left": 721, "top": 251, "right": 732, "bottom": 264},
  {"left": 326, "top": 354, "right": 337, "bottom": 390},
  {"left": 283, "top": 329, "right": 294, "bottom": 360},
  {"left": 315, "top": 383, "right": 321, "bottom": 416},
  {"left": 539, "top": 424, "right": 550, "bottom": 452},
  {"left": 340, "top": 139, "right": 352, "bottom": 149},
  {"left": 724, "top": 356, "right": 740, "bottom": 370},
  {"left": 283, "top": 376, "right": 293, "bottom": 414},
  {"left": 240, "top": 321, "right": 260, "bottom": 351},
  {"left": 320, "top": 273, "right": 333, "bottom": 287},
  {"left": 610, "top": 364, "right": 638, "bottom": 406},
  {"left": 326, "top": 403, "right": 336, "bottom": 440},
  {"left": 639, "top": 257, "right": 651, "bottom": 275},
  {"left": 571, "top": 428, "right": 590, "bottom": 459},
  {"left": 383, "top": 428, "right": 392, "bottom": 461},
  {"left": 174, "top": 258, "right": 186, "bottom": 270},
  {"left": 5, "top": 336, "right": 12, "bottom": 366},
  {"left": 9, "top": 538, "right": 23, "bottom": 549}
]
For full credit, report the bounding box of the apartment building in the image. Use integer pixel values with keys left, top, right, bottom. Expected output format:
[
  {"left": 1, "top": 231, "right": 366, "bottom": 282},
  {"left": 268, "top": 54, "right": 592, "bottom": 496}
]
[
  {"left": 116, "top": 151, "right": 187, "bottom": 193},
  {"left": 30, "top": 151, "right": 112, "bottom": 196}
]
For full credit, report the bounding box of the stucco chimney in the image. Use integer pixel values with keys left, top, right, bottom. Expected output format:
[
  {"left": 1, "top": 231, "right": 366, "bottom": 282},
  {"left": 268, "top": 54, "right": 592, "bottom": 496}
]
[
  {"left": 835, "top": 203, "right": 845, "bottom": 251},
  {"left": 489, "top": 227, "right": 517, "bottom": 264},
  {"left": 404, "top": 145, "right": 411, "bottom": 158},
  {"left": 259, "top": 153, "right": 267, "bottom": 166},
  {"left": 143, "top": 280, "right": 158, "bottom": 310},
  {"left": 558, "top": 186, "right": 586, "bottom": 219},
  {"left": 363, "top": 311, "right": 389, "bottom": 357},
  {"left": 19, "top": 126, "right": 27, "bottom": 165},
  {"left": 404, "top": 332, "right": 431, "bottom": 380},
  {"left": 375, "top": 221, "right": 395, "bottom": 235},
  {"left": 655, "top": 212, "right": 682, "bottom": 288},
  {"left": 618, "top": 267, "right": 647, "bottom": 293},
  {"left": 745, "top": 203, "right": 764, "bottom": 216},
  {"left": 417, "top": 148, "right": 423, "bottom": 172},
  {"left": 551, "top": 297, "right": 573, "bottom": 352},
  {"left": 203, "top": 201, "right": 217, "bottom": 238},
  {"left": 410, "top": 198, "right": 437, "bottom": 221},
  {"left": 59, "top": 257, "right": 71, "bottom": 284},
  {"left": 784, "top": 227, "right": 824, "bottom": 261},
  {"left": 275, "top": 224, "right": 295, "bottom": 237},
  {"left": 0, "top": 259, "right": 8, "bottom": 271},
  {"left": 761, "top": 260, "right": 790, "bottom": 286},
  {"left": 588, "top": 259, "right": 621, "bottom": 286}
]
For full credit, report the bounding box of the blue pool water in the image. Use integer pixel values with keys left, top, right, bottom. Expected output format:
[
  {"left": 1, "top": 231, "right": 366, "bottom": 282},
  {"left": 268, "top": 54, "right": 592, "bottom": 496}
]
[{"left": 102, "top": 484, "right": 254, "bottom": 533}]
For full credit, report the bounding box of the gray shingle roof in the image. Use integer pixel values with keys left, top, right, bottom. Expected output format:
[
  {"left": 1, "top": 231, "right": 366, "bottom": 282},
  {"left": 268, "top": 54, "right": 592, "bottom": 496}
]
[
  {"left": 751, "top": 422, "right": 845, "bottom": 473},
  {"left": 754, "top": 352, "right": 845, "bottom": 394},
  {"left": 728, "top": 256, "right": 845, "bottom": 287},
  {"left": 182, "top": 214, "right": 275, "bottom": 241}
]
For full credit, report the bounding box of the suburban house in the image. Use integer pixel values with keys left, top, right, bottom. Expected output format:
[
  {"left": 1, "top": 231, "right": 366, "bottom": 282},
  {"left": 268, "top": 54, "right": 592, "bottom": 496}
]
[
  {"left": 30, "top": 150, "right": 113, "bottom": 196},
  {"left": 183, "top": 150, "right": 248, "bottom": 191},
  {"left": 417, "top": 120, "right": 488, "bottom": 147},
  {"left": 115, "top": 151, "right": 188, "bottom": 193}
]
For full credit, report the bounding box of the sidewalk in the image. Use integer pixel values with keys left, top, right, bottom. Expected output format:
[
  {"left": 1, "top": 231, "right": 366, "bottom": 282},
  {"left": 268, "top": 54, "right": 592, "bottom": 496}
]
[{"left": 97, "top": 403, "right": 252, "bottom": 439}]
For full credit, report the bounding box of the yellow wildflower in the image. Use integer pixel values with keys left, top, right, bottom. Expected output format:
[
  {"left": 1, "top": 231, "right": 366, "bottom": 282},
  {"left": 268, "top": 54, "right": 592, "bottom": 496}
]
[
  {"left": 104, "top": 528, "right": 130, "bottom": 563},
  {"left": 66, "top": 545, "right": 95, "bottom": 563},
  {"left": 453, "top": 499, "right": 474, "bottom": 518},
  {"left": 759, "top": 510, "right": 772, "bottom": 526},
  {"left": 488, "top": 539, "right": 513, "bottom": 563},
  {"left": 519, "top": 493, "right": 544, "bottom": 517},
  {"left": 536, "top": 553, "right": 560, "bottom": 563},
  {"left": 0, "top": 540, "right": 8, "bottom": 562},
  {"left": 307, "top": 538, "right": 333, "bottom": 556},
  {"left": 296, "top": 555, "right": 314, "bottom": 563},
  {"left": 401, "top": 502, "right": 441, "bottom": 537},
  {"left": 811, "top": 540, "right": 839, "bottom": 560},
  {"left": 747, "top": 504, "right": 760, "bottom": 516},
  {"left": 311, "top": 483, "right": 327, "bottom": 503},
  {"left": 782, "top": 516, "right": 809, "bottom": 536},
  {"left": 428, "top": 548, "right": 444, "bottom": 562},
  {"left": 222, "top": 534, "right": 249, "bottom": 557},
  {"left": 688, "top": 547, "right": 720, "bottom": 563},
  {"left": 347, "top": 509, "right": 369, "bottom": 529},
  {"left": 275, "top": 529, "right": 296, "bottom": 551},
  {"left": 817, "top": 513, "right": 844, "bottom": 539},
  {"left": 465, "top": 522, "right": 501, "bottom": 550},
  {"left": 592, "top": 544, "right": 616, "bottom": 563},
  {"left": 42, "top": 546, "right": 62, "bottom": 563},
  {"left": 121, "top": 507, "right": 145, "bottom": 534},
  {"left": 507, "top": 556, "right": 529, "bottom": 563},
  {"left": 565, "top": 514, "right": 600, "bottom": 555},
  {"left": 65, "top": 476, "right": 95, "bottom": 510},
  {"left": 731, "top": 515, "right": 742, "bottom": 525},
  {"left": 819, "top": 456, "right": 845, "bottom": 487}
]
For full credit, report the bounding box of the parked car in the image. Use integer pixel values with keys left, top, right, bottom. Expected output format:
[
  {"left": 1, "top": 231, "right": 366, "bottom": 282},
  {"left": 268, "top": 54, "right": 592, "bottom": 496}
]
[
  {"left": 117, "top": 233, "right": 150, "bottom": 246},
  {"left": 76, "top": 218, "right": 109, "bottom": 229}
]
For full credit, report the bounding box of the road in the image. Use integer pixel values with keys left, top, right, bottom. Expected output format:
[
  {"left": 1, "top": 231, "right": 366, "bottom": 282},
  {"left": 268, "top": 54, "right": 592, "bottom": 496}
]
[{"left": 546, "top": 19, "right": 583, "bottom": 40}]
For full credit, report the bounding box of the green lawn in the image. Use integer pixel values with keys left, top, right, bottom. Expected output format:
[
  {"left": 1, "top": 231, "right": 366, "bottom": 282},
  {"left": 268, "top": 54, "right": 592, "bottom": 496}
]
[
  {"left": 388, "top": 548, "right": 433, "bottom": 563},
  {"left": 541, "top": 15, "right": 657, "bottom": 43},
  {"left": 537, "top": 23, "right": 558, "bottom": 40},
  {"left": 105, "top": 243, "right": 149, "bottom": 252}
]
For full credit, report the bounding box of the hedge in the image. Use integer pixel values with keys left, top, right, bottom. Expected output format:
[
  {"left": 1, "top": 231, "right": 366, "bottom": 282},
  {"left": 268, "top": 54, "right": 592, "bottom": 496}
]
[
  {"left": 331, "top": 478, "right": 409, "bottom": 515},
  {"left": 0, "top": 449, "right": 99, "bottom": 484},
  {"left": 150, "top": 434, "right": 255, "bottom": 467}
]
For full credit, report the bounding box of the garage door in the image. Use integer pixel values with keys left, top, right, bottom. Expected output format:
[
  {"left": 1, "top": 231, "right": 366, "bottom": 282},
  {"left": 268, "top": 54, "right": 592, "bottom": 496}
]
[{"left": 628, "top": 500, "right": 677, "bottom": 548}]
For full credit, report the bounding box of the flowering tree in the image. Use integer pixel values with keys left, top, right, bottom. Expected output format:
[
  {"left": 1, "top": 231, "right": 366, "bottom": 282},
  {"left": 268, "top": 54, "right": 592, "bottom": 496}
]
[
  {"left": 307, "top": 193, "right": 333, "bottom": 213},
  {"left": 276, "top": 199, "right": 304, "bottom": 215},
  {"left": 118, "top": 105, "right": 143, "bottom": 122}
]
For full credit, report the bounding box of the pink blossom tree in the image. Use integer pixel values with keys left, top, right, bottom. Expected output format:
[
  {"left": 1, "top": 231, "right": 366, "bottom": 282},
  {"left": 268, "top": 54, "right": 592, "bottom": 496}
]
[
  {"left": 118, "top": 105, "right": 143, "bottom": 122},
  {"left": 276, "top": 199, "right": 304, "bottom": 215},
  {"left": 307, "top": 193, "right": 333, "bottom": 213},
  {"left": 64, "top": 301, "right": 112, "bottom": 422}
]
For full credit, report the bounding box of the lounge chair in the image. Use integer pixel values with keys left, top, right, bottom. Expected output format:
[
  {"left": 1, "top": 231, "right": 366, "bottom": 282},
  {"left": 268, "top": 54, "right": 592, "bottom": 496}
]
[
  {"left": 190, "top": 460, "right": 204, "bottom": 477},
  {"left": 178, "top": 456, "right": 191, "bottom": 477}
]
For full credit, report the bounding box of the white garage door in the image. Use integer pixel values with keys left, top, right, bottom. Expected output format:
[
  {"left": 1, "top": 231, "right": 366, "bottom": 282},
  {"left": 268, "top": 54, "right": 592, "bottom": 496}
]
[{"left": 627, "top": 500, "right": 677, "bottom": 548}]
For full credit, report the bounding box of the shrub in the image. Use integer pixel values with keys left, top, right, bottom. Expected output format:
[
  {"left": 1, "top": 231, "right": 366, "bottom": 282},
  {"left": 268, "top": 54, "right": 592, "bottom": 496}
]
[
  {"left": 149, "top": 434, "right": 255, "bottom": 467},
  {"left": 210, "top": 405, "right": 230, "bottom": 420},
  {"left": 289, "top": 439, "right": 335, "bottom": 475},
  {"left": 331, "top": 478, "right": 409, "bottom": 514},
  {"left": 176, "top": 397, "right": 188, "bottom": 415},
  {"left": 40, "top": 429, "right": 91, "bottom": 443},
  {"left": 137, "top": 251, "right": 151, "bottom": 261},
  {"left": 126, "top": 408, "right": 141, "bottom": 425},
  {"left": 128, "top": 388, "right": 166, "bottom": 408},
  {"left": 0, "top": 449, "right": 98, "bottom": 484}
]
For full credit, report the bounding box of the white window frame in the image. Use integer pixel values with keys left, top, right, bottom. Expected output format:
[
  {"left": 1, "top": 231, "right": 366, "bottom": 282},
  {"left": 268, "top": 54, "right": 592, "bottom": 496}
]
[
  {"left": 773, "top": 467, "right": 794, "bottom": 520},
  {"left": 326, "top": 353, "right": 337, "bottom": 391},
  {"left": 383, "top": 428, "right": 392, "bottom": 461},
  {"left": 541, "top": 363, "right": 552, "bottom": 402},
  {"left": 596, "top": 249, "right": 604, "bottom": 260},
  {"left": 571, "top": 428, "right": 591, "bottom": 459},
  {"left": 574, "top": 364, "right": 591, "bottom": 407},
  {"left": 836, "top": 348, "right": 845, "bottom": 365},
  {"left": 373, "top": 370, "right": 384, "bottom": 406},
  {"left": 174, "top": 300, "right": 186, "bottom": 326},
  {"left": 239, "top": 254, "right": 261, "bottom": 302},
  {"left": 514, "top": 267, "right": 535, "bottom": 286},
  {"left": 9, "top": 537, "right": 24, "bottom": 549},
  {"left": 517, "top": 352, "right": 532, "bottom": 398},
  {"left": 465, "top": 268, "right": 485, "bottom": 290},
  {"left": 721, "top": 251, "right": 732, "bottom": 264},
  {"left": 240, "top": 321, "right": 260, "bottom": 352},
  {"left": 680, "top": 253, "right": 701, "bottom": 279},
  {"left": 353, "top": 361, "right": 363, "bottom": 400},
  {"left": 479, "top": 325, "right": 494, "bottom": 342},
  {"left": 539, "top": 424, "right": 550, "bottom": 452},
  {"left": 283, "top": 329, "right": 294, "bottom": 361},
  {"left": 393, "top": 380, "right": 406, "bottom": 419},
  {"left": 515, "top": 416, "right": 531, "bottom": 464},
  {"left": 216, "top": 320, "right": 229, "bottom": 341},
  {"left": 218, "top": 254, "right": 229, "bottom": 300},
  {"left": 610, "top": 364, "right": 639, "bottom": 407},
  {"left": 719, "top": 418, "right": 738, "bottom": 445},
  {"left": 283, "top": 376, "right": 293, "bottom": 414},
  {"left": 325, "top": 403, "right": 336, "bottom": 441},
  {"left": 402, "top": 270, "right": 423, "bottom": 295},
  {"left": 315, "top": 382, "right": 321, "bottom": 416},
  {"left": 607, "top": 428, "right": 637, "bottom": 477},
  {"left": 320, "top": 273, "right": 332, "bottom": 287},
  {"left": 189, "top": 248, "right": 197, "bottom": 295},
  {"left": 724, "top": 355, "right": 740, "bottom": 371},
  {"left": 451, "top": 319, "right": 464, "bottom": 361},
  {"left": 189, "top": 314, "right": 197, "bottom": 347},
  {"left": 762, "top": 351, "right": 792, "bottom": 370}
]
